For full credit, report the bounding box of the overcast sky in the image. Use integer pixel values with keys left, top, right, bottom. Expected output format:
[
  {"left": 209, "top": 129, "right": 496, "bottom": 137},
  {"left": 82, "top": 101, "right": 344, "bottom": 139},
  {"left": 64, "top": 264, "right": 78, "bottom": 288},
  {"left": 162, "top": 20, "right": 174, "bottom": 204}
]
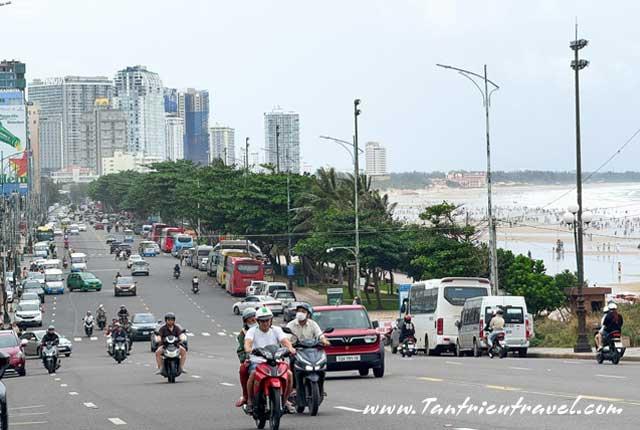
[{"left": 3, "top": 0, "right": 640, "bottom": 173}]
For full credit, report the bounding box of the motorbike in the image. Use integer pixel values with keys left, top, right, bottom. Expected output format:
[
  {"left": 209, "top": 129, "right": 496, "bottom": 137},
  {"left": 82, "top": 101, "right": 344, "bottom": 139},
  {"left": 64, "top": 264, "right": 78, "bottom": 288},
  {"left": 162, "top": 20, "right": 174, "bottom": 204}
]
[
  {"left": 160, "top": 335, "right": 182, "bottom": 383},
  {"left": 290, "top": 328, "right": 333, "bottom": 416},
  {"left": 64, "top": 241, "right": 69, "bottom": 249},
  {"left": 400, "top": 336, "right": 417, "bottom": 358},
  {"left": 112, "top": 336, "right": 128, "bottom": 363},
  {"left": 97, "top": 314, "right": 107, "bottom": 330},
  {"left": 192, "top": 278, "right": 199, "bottom": 294},
  {"left": 174, "top": 269, "right": 181, "bottom": 280},
  {"left": 62, "top": 260, "right": 68, "bottom": 269},
  {"left": 597, "top": 330, "right": 626, "bottom": 365},
  {"left": 487, "top": 330, "right": 508, "bottom": 359},
  {"left": 42, "top": 341, "right": 59, "bottom": 374},
  {"left": 244, "top": 345, "right": 291, "bottom": 429},
  {"left": 84, "top": 318, "right": 94, "bottom": 337}
]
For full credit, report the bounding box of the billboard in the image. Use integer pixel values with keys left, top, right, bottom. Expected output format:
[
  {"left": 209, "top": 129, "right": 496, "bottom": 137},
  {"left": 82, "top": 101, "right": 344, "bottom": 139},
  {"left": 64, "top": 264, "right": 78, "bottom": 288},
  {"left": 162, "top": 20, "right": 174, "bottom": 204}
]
[{"left": 0, "top": 91, "right": 28, "bottom": 195}]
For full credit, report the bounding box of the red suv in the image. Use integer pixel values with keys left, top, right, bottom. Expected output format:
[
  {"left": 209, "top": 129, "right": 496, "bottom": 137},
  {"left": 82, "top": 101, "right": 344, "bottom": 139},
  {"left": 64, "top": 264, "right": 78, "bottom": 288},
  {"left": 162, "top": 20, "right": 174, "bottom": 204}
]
[
  {"left": 0, "top": 330, "right": 26, "bottom": 376},
  {"left": 312, "top": 305, "right": 384, "bottom": 378}
]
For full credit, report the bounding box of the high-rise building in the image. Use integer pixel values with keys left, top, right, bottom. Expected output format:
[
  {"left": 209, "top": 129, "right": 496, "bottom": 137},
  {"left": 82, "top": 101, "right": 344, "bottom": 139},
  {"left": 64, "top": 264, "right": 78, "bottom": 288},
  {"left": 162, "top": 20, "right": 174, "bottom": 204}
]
[
  {"left": 0, "top": 60, "right": 26, "bottom": 90},
  {"left": 113, "top": 66, "right": 166, "bottom": 159},
  {"left": 178, "top": 89, "right": 209, "bottom": 164},
  {"left": 39, "top": 116, "right": 63, "bottom": 174},
  {"left": 27, "top": 102, "right": 41, "bottom": 192},
  {"left": 28, "top": 76, "right": 113, "bottom": 168},
  {"left": 264, "top": 107, "right": 300, "bottom": 173},
  {"left": 365, "top": 141, "right": 388, "bottom": 177},
  {"left": 165, "top": 114, "right": 184, "bottom": 161},
  {"left": 79, "top": 98, "right": 128, "bottom": 175},
  {"left": 163, "top": 87, "right": 178, "bottom": 113},
  {"left": 209, "top": 125, "right": 235, "bottom": 165}
]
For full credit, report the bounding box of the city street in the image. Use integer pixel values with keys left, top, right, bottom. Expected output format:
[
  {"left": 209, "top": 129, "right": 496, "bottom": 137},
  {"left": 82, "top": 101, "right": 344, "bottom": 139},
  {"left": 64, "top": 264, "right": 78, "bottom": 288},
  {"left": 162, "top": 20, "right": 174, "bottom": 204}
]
[{"left": 5, "top": 228, "right": 640, "bottom": 430}]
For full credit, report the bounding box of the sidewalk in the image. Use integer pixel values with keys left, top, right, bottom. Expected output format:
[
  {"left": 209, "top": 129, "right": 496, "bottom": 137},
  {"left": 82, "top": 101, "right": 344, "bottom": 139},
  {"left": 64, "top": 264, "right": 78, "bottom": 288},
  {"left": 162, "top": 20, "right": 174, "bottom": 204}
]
[{"left": 528, "top": 347, "right": 640, "bottom": 362}]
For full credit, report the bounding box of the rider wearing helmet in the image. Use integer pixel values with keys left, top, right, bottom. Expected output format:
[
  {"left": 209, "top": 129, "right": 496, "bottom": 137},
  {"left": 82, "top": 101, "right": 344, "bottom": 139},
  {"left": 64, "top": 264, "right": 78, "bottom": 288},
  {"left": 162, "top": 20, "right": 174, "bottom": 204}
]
[
  {"left": 83, "top": 310, "right": 94, "bottom": 325},
  {"left": 236, "top": 308, "right": 258, "bottom": 407},
  {"left": 286, "top": 303, "right": 329, "bottom": 345},
  {"left": 154, "top": 312, "right": 188, "bottom": 374},
  {"left": 41, "top": 325, "right": 60, "bottom": 347},
  {"left": 399, "top": 314, "right": 416, "bottom": 344},
  {"left": 596, "top": 302, "right": 624, "bottom": 351},
  {"left": 244, "top": 307, "right": 295, "bottom": 413},
  {"left": 485, "top": 308, "right": 505, "bottom": 347},
  {"left": 117, "top": 305, "right": 129, "bottom": 323}
]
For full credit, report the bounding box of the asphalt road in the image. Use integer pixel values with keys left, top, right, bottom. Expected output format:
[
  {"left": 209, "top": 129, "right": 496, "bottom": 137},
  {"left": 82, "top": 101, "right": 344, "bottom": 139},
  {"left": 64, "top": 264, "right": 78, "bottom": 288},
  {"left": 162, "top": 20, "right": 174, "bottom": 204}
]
[{"left": 4, "top": 228, "right": 640, "bottom": 430}]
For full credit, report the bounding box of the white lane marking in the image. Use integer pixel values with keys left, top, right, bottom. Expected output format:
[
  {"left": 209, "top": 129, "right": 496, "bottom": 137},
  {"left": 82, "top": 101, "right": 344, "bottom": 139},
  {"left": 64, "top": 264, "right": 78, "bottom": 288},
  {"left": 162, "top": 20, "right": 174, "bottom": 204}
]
[
  {"left": 191, "top": 375, "right": 201, "bottom": 379},
  {"left": 217, "top": 332, "right": 226, "bottom": 336},
  {"left": 69, "top": 392, "right": 79, "bottom": 396},
  {"left": 445, "top": 361, "right": 462, "bottom": 366},
  {"left": 228, "top": 334, "right": 234, "bottom": 338},
  {"left": 509, "top": 366, "right": 532, "bottom": 371},
  {"left": 90, "top": 337, "right": 98, "bottom": 341},
  {"left": 60, "top": 384, "right": 68, "bottom": 387},
  {"left": 216, "top": 324, "right": 221, "bottom": 327},
  {"left": 144, "top": 363, "right": 150, "bottom": 367},
  {"left": 595, "top": 374, "right": 627, "bottom": 379},
  {"left": 74, "top": 337, "right": 82, "bottom": 342},
  {"left": 9, "top": 422, "right": 48, "bottom": 426},
  {"left": 233, "top": 332, "right": 240, "bottom": 336},
  {"left": 52, "top": 313, "right": 55, "bottom": 317},
  {"left": 51, "top": 320, "right": 55, "bottom": 323},
  {"left": 207, "top": 355, "right": 214, "bottom": 359},
  {"left": 186, "top": 332, "right": 195, "bottom": 337},
  {"left": 201, "top": 332, "right": 210, "bottom": 336},
  {"left": 562, "top": 360, "right": 583, "bottom": 364},
  {"left": 220, "top": 382, "right": 234, "bottom": 387},
  {"left": 12, "top": 412, "right": 48, "bottom": 417},
  {"left": 334, "top": 406, "right": 364, "bottom": 413},
  {"left": 108, "top": 418, "right": 127, "bottom": 425},
  {"left": 206, "top": 315, "right": 211, "bottom": 318},
  {"left": 54, "top": 378, "right": 61, "bottom": 381},
  {"left": 9, "top": 405, "right": 46, "bottom": 410},
  {"left": 83, "top": 402, "right": 98, "bottom": 409}
]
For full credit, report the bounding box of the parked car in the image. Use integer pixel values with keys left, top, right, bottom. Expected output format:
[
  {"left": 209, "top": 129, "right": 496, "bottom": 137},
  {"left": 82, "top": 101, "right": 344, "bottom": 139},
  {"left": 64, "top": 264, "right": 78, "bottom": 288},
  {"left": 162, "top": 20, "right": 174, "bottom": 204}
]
[
  {"left": 313, "top": 305, "right": 384, "bottom": 377},
  {"left": 21, "top": 280, "right": 45, "bottom": 303},
  {"left": 127, "top": 254, "right": 144, "bottom": 269},
  {"left": 14, "top": 302, "right": 43, "bottom": 327},
  {"left": 129, "top": 313, "right": 159, "bottom": 341},
  {"left": 272, "top": 290, "right": 297, "bottom": 308},
  {"left": 0, "top": 351, "right": 11, "bottom": 428},
  {"left": 232, "top": 295, "right": 283, "bottom": 316},
  {"left": 21, "top": 330, "right": 72, "bottom": 357},
  {"left": 0, "top": 330, "right": 27, "bottom": 376},
  {"left": 67, "top": 272, "right": 102, "bottom": 292},
  {"left": 130, "top": 261, "right": 149, "bottom": 276},
  {"left": 19, "top": 292, "right": 40, "bottom": 303},
  {"left": 114, "top": 276, "right": 137, "bottom": 296}
]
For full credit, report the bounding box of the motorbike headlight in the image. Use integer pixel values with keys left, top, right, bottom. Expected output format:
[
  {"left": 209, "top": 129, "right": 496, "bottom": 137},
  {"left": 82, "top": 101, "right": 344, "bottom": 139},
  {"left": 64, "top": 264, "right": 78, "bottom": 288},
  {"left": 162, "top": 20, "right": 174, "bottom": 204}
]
[
  {"left": 305, "top": 365, "right": 313, "bottom": 371},
  {"left": 364, "top": 335, "right": 378, "bottom": 344},
  {"left": 296, "top": 355, "right": 312, "bottom": 366}
]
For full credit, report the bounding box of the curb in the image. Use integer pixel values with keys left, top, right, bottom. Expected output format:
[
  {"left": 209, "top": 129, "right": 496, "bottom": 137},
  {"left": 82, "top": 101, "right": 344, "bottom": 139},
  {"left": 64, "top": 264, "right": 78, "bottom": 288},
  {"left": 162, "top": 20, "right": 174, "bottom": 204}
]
[{"left": 527, "top": 352, "right": 640, "bottom": 362}]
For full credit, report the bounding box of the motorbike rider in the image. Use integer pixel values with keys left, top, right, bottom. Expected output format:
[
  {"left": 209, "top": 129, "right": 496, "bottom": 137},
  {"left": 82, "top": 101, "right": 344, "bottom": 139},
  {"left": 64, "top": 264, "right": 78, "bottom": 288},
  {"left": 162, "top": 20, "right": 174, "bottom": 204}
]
[
  {"left": 286, "top": 303, "right": 329, "bottom": 345},
  {"left": 244, "top": 307, "right": 296, "bottom": 414},
  {"left": 96, "top": 304, "right": 106, "bottom": 320},
  {"left": 83, "top": 311, "right": 94, "bottom": 325},
  {"left": 236, "top": 308, "right": 258, "bottom": 407},
  {"left": 117, "top": 305, "right": 130, "bottom": 323},
  {"left": 62, "top": 256, "right": 68, "bottom": 268},
  {"left": 173, "top": 263, "right": 181, "bottom": 277},
  {"left": 41, "top": 325, "right": 60, "bottom": 348},
  {"left": 105, "top": 318, "right": 119, "bottom": 335},
  {"left": 485, "top": 308, "right": 505, "bottom": 347},
  {"left": 154, "top": 312, "right": 188, "bottom": 374},
  {"left": 192, "top": 275, "right": 199, "bottom": 289},
  {"left": 595, "top": 302, "right": 624, "bottom": 350},
  {"left": 398, "top": 314, "right": 416, "bottom": 344}
]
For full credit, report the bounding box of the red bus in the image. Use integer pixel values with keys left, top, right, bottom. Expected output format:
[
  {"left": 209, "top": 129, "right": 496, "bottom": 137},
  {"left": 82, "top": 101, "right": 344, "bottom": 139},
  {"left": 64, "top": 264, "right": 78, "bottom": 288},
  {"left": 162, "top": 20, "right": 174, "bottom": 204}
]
[
  {"left": 225, "top": 257, "right": 264, "bottom": 296},
  {"left": 151, "top": 223, "right": 167, "bottom": 243},
  {"left": 160, "top": 227, "right": 185, "bottom": 253}
]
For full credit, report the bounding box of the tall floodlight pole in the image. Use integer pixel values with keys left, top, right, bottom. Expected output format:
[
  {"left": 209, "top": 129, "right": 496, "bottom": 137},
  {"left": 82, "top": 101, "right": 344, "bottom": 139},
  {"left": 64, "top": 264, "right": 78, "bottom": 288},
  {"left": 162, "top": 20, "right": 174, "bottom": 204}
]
[
  {"left": 275, "top": 125, "right": 281, "bottom": 174},
  {"left": 570, "top": 26, "right": 591, "bottom": 353},
  {"left": 436, "top": 63, "right": 500, "bottom": 294},
  {"left": 353, "top": 99, "right": 361, "bottom": 293}
]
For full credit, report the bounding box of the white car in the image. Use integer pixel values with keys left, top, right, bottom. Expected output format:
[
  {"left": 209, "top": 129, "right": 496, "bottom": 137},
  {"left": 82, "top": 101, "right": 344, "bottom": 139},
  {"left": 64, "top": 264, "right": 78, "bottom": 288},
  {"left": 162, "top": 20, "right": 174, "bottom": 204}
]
[
  {"left": 232, "top": 295, "right": 283, "bottom": 316},
  {"left": 127, "top": 254, "right": 144, "bottom": 269},
  {"left": 247, "top": 280, "right": 269, "bottom": 296},
  {"left": 14, "top": 301, "right": 43, "bottom": 327},
  {"left": 53, "top": 228, "right": 63, "bottom": 236},
  {"left": 78, "top": 224, "right": 87, "bottom": 232}
]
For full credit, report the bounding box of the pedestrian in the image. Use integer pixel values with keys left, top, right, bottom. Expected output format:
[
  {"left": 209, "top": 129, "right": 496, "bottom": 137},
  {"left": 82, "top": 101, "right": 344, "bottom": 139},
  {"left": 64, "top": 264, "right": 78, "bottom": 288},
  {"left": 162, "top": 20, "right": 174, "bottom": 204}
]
[
  {"left": 180, "top": 254, "right": 185, "bottom": 266},
  {"left": 352, "top": 296, "right": 362, "bottom": 305}
]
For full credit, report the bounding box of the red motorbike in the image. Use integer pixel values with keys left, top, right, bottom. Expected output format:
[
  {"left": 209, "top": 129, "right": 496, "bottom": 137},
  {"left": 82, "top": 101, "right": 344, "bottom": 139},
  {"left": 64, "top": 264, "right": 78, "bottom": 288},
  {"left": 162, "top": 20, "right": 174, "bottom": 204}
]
[{"left": 245, "top": 345, "right": 291, "bottom": 430}]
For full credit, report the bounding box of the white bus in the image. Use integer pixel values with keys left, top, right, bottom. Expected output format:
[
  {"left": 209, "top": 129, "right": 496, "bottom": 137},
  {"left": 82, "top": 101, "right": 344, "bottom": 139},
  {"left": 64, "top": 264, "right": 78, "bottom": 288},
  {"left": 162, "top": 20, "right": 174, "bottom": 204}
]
[{"left": 408, "top": 277, "right": 491, "bottom": 355}]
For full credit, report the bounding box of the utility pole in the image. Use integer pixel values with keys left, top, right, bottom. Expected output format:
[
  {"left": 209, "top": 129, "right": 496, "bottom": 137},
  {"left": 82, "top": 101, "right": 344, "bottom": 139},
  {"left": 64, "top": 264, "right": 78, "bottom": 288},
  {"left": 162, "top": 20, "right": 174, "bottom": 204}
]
[
  {"left": 436, "top": 63, "right": 500, "bottom": 294},
  {"left": 353, "top": 99, "right": 361, "bottom": 293},
  {"left": 570, "top": 26, "right": 591, "bottom": 353},
  {"left": 245, "top": 137, "right": 250, "bottom": 171},
  {"left": 275, "top": 125, "right": 280, "bottom": 174}
]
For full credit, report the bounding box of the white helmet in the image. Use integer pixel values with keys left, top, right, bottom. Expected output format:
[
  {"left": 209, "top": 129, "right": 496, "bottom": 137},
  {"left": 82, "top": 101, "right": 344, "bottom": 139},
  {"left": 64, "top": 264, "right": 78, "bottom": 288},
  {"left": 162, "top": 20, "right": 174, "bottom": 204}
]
[
  {"left": 256, "top": 306, "right": 273, "bottom": 321},
  {"left": 608, "top": 302, "right": 618, "bottom": 311}
]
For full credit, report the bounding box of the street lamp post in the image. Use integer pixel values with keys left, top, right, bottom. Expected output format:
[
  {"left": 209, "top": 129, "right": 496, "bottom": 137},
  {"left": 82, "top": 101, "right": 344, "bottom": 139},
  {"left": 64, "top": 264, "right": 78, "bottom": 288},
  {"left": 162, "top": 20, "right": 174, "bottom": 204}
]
[
  {"left": 275, "top": 125, "right": 281, "bottom": 174},
  {"left": 570, "top": 27, "right": 591, "bottom": 353},
  {"left": 436, "top": 63, "right": 500, "bottom": 295},
  {"left": 245, "top": 137, "right": 250, "bottom": 171},
  {"left": 353, "top": 99, "right": 361, "bottom": 294}
]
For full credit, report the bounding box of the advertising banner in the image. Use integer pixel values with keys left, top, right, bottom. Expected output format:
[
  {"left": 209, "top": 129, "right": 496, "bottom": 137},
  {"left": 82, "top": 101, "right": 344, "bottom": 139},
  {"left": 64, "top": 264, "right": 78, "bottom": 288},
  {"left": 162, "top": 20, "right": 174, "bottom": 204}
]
[{"left": 0, "top": 93, "right": 28, "bottom": 195}]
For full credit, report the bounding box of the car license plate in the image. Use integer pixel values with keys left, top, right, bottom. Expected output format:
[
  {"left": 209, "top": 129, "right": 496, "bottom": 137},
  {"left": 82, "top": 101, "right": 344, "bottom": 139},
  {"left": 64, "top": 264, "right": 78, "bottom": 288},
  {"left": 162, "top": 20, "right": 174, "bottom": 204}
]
[
  {"left": 336, "top": 355, "right": 360, "bottom": 362},
  {"left": 142, "top": 331, "right": 150, "bottom": 335},
  {"left": 615, "top": 342, "right": 623, "bottom": 348}
]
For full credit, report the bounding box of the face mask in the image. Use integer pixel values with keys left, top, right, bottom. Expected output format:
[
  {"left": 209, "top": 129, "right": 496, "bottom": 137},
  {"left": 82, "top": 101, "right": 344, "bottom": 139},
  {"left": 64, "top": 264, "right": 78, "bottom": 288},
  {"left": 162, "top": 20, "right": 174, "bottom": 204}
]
[
  {"left": 248, "top": 322, "right": 257, "bottom": 329},
  {"left": 296, "top": 312, "right": 307, "bottom": 322}
]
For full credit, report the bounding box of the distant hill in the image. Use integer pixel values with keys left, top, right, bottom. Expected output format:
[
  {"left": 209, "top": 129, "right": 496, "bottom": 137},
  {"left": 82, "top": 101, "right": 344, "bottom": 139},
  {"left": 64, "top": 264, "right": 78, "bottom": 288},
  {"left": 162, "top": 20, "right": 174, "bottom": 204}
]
[{"left": 374, "top": 170, "right": 640, "bottom": 189}]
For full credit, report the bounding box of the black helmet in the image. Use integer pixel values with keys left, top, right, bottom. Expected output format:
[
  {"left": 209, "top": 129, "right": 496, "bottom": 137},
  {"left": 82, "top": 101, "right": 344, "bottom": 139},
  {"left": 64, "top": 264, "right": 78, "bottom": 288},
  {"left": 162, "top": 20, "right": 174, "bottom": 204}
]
[
  {"left": 120, "top": 305, "right": 126, "bottom": 309},
  {"left": 165, "top": 312, "right": 176, "bottom": 321}
]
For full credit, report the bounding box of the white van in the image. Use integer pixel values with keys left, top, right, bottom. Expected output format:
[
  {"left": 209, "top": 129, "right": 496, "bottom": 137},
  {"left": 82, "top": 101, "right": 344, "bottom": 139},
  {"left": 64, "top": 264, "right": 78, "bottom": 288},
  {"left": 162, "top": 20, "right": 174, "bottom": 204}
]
[
  {"left": 408, "top": 277, "right": 491, "bottom": 355},
  {"left": 457, "top": 295, "right": 531, "bottom": 357},
  {"left": 34, "top": 242, "right": 49, "bottom": 258},
  {"left": 43, "top": 259, "right": 62, "bottom": 271},
  {"left": 70, "top": 252, "right": 88, "bottom": 271},
  {"left": 44, "top": 268, "right": 65, "bottom": 294}
]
